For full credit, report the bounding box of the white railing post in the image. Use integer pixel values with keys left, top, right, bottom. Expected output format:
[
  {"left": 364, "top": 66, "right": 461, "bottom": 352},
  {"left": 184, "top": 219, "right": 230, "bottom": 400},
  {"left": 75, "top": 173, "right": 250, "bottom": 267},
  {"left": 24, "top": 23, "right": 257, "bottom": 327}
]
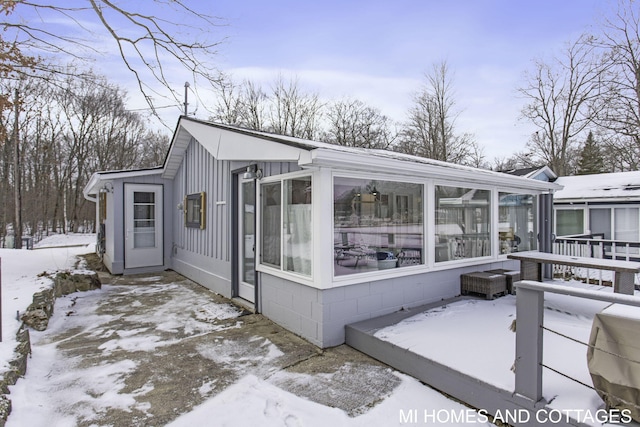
[
  {"left": 514, "top": 280, "right": 640, "bottom": 406},
  {"left": 515, "top": 285, "right": 544, "bottom": 402}
]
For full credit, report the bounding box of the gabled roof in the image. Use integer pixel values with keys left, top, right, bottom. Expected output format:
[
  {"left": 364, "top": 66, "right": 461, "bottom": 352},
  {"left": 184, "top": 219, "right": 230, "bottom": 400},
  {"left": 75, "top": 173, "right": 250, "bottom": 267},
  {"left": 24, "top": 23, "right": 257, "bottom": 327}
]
[
  {"left": 500, "top": 166, "right": 557, "bottom": 182},
  {"left": 554, "top": 171, "right": 640, "bottom": 203},
  {"left": 84, "top": 116, "right": 561, "bottom": 199},
  {"left": 161, "top": 118, "right": 316, "bottom": 179}
]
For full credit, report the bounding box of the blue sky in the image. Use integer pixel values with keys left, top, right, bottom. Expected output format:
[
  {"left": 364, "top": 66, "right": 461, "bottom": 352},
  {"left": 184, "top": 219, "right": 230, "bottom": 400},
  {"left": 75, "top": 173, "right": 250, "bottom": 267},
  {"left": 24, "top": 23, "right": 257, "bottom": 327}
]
[
  {"left": 206, "top": 0, "right": 607, "bottom": 160},
  {"left": 15, "top": 0, "right": 610, "bottom": 161}
]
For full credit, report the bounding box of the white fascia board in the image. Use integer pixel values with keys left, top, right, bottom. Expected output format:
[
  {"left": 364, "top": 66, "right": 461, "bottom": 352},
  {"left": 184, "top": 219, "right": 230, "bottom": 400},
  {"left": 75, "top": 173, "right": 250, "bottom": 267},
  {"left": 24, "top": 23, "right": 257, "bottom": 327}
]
[
  {"left": 555, "top": 197, "right": 640, "bottom": 204},
  {"left": 83, "top": 173, "right": 103, "bottom": 199},
  {"left": 161, "top": 126, "right": 192, "bottom": 179},
  {"left": 305, "top": 148, "right": 561, "bottom": 192},
  {"left": 83, "top": 169, "right": 162, "bottom": 200},
  {"left": 214, "top": 131, "right": 308, "bottom": 161},
  {"left": 178, "top": 119, "right": 309, "bottom": 163}
]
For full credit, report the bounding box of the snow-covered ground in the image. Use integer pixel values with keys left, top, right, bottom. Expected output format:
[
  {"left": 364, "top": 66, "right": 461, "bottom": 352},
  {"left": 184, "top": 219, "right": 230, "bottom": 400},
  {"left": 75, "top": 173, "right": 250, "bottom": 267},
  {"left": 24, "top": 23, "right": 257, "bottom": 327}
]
[
  {"left": 373, "top": 283, "right": 639, "bottom": 426},
  {"left": 0, "top": 234, "right": 492, "bottom": 426},
  {"left": 0, "top": 234, "right": 97, "bottom": 367},
  {"left": 2, "top": 234, "right": 637, "bottom": 426}
]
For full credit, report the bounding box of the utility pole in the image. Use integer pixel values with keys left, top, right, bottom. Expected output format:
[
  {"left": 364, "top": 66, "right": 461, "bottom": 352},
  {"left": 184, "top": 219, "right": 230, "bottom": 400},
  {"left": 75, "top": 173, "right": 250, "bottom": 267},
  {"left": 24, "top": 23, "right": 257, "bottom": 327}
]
[
  {"left": 13, "top": 89, "right": 22, "bottom": 250},
  {"left": 184, "top": 82, "right": 190, "bottom": 116}
]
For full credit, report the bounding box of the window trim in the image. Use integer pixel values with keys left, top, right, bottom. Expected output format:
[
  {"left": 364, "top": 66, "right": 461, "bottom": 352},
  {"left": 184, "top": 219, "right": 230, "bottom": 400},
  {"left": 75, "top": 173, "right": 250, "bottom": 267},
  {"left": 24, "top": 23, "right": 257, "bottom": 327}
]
[
  {"left": 256, "top": 169, "right": 551, "bottom": 289},
  {"left": 434, "top": 183, "right": 492, "bottom": 264},
  {"left": 554, "top": 207, "right": 586, "bottom": 237},
  {"left": 332, "top": 172, "right": 427, "bottom": 278},
  {"left": 185, "top": 192, "right": 206, "bottom": 229},
  {"left": 257, "top": 171, "right": 314, "bottom": 279}
]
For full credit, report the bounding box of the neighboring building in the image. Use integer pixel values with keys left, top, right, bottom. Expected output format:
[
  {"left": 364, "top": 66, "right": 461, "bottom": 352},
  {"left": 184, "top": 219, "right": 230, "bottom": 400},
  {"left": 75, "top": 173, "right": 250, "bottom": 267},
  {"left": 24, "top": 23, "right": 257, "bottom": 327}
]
[
  {"left": 83, "top": 117, "right": 560, "bottom": 348},
  {"left": 553, "top": 171, "right": 640, "bottom": 242},
  {"left": 499, "top": 165, "right": 557, "bottom": 183}
]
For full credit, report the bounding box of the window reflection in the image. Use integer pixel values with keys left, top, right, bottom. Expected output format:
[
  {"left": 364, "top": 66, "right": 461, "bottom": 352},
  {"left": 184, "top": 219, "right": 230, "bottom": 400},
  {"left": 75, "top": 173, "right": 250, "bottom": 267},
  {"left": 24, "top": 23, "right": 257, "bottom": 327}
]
[
  {"left": 499, "top": 193, "right": 537, "bottom": 253},
  {"left": 334, "top": 177, "right": 423, "bottom": 276},
  {"left": 435, "top": 186, "right": 491, "bottom": 262}
]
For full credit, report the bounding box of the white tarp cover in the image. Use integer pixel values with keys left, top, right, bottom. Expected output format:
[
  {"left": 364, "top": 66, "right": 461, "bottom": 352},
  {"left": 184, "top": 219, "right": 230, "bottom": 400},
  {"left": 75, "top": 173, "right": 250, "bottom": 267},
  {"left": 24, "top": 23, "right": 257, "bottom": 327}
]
[{"left": 588, "top": 304, "right": 640, "bottom": 421}]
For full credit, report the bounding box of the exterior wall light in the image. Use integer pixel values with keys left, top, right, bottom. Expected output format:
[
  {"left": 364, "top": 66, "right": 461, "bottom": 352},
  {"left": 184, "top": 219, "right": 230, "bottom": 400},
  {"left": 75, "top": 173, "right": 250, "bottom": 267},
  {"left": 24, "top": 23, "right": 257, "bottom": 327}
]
[{"left": 242, "top": 165, "right": 263, "bottom": 180}]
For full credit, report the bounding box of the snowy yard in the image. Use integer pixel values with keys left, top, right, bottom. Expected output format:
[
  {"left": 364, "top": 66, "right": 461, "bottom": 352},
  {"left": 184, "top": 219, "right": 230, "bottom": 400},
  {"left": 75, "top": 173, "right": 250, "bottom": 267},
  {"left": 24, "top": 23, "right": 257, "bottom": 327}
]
[
  {"left": 1, "top": 234, "right": 637, "bottom": 426},
  {"left": 0, "top": 234, "right": 493, "bottom": 427}
]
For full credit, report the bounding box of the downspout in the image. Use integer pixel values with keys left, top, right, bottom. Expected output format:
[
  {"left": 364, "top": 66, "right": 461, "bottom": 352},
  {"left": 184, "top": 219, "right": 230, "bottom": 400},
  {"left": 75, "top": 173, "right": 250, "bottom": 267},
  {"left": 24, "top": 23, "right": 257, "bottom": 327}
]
[{"left": 539, "top": 191, "right": 555, "bottom": 279}]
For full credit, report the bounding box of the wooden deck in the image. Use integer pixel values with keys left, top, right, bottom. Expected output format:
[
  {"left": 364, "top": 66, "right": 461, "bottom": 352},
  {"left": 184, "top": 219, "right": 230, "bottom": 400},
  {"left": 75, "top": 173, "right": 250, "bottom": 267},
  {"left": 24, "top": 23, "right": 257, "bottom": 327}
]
[{"left": 345, "top": 296, "right": 596, "bottom": 427}]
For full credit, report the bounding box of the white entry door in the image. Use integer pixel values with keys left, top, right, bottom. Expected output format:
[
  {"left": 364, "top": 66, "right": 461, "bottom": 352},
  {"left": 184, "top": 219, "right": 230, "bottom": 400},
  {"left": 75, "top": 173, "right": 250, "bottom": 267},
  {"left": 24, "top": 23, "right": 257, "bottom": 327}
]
[
  {"left": 238, "top": 179, "right": 256, "bottom": 302},
  {"left": 124, "top": 184, "right": 163, "bottom": 269}
]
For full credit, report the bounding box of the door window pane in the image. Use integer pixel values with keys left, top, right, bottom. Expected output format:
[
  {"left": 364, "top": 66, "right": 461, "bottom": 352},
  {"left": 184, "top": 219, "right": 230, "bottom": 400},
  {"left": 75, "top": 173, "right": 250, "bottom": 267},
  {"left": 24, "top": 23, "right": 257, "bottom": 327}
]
[
  {"left": 615, "top": 208, "right": 639, "bottom": 241},
  {"left": 334, "top": 177, "right": 423, "bottom": 276},
  {"left": 242, "top": 182, "right": 256, "bottom": 285},
  {"left": 134, "top": 192, "right": 155, "bottom": 204},
  {"left": 133, "top": 191, "right": 156, "bottom": 248},
  {"left": 435, "top": 186, "right": 490, "bottom": 262},
  {"left": 589, "top": 208, "right": 611, "bottom": 239}
]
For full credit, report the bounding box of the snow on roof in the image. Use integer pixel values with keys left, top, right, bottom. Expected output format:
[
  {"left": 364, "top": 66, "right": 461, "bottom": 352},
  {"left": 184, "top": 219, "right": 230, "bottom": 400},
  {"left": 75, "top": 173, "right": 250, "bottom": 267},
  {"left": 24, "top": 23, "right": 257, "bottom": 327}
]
[{"left": 554, "top": 171, "right": 640, "bottom": 202}]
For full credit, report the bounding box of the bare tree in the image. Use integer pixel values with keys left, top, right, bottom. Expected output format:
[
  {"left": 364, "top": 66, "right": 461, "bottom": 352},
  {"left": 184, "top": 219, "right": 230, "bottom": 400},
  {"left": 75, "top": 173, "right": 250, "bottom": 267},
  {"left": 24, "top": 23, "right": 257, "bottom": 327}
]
[
  {"left": 1, "top": 0, "right": 224, "bottom": 116},
  {"left": 492, "top": 151, "right": 538, "bottom": 172},
  {"left": 0, "top": 68, "right": 170, "bottom": 236},
  {"left": 211, "top": 74, "right": 243, "bottom": 126},
  {"left": 397, "top": 61, "right": 479, "bottom": 165},
  {"left": 589, "top": 0, "right": 640, "bottom": 170},
  {"left": 518, "top": 35, "right": 606, "bottom": 176},
  {"left": 139, "top": 130, "right": 170, "bottom": 167},
  {"left": 239, "top": 80, "right": 268, "bottom": 131},
  {"left": 323, "top": 98, "right": 397, "bottom": 149},
  {"left": 211, "top": 76, "right": 267, "bottom": 130},
  {"left": 268, "top": 75, "right": 323, "bottom": 139}
]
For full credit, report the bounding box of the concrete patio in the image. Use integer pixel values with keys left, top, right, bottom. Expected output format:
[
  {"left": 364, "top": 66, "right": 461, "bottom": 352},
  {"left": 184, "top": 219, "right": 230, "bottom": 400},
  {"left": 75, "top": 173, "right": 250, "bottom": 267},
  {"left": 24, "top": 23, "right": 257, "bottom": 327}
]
[{"left": 7, "top": 266, "right": 403, "bottom": 426}]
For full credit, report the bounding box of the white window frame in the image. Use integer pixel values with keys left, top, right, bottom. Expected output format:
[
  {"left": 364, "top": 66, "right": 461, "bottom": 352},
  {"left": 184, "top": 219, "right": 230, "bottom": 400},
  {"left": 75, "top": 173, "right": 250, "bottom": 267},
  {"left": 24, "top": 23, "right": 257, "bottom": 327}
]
[
  {"left": 332, "top": 171, "right": 428, "bottom": 283},
  {"left": 432, "top": 180, "right": 494, "bottom": 265},
  {"left": 554, "top": 207, "right": 586, "bottom": 237},
  {"left": 256, "top": 170, "right": 315, "bottom": 286}
]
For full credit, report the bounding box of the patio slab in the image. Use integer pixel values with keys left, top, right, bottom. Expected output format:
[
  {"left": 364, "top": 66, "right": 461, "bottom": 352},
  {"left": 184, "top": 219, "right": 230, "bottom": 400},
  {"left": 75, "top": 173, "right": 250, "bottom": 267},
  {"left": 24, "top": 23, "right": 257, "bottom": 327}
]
[{"left": 7, "top": 266, "right": 402, "bottom": 426}]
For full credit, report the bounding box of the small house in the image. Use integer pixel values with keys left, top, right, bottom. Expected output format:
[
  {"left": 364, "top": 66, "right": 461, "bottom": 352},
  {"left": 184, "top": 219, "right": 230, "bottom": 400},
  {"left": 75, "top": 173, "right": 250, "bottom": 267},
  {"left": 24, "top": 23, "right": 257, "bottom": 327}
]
[
  {"left": 554, "top": 171, "right": 640, "bottom": 242},
  {"left": 83, "top": 117, "right": 560, "bottom": 347}
]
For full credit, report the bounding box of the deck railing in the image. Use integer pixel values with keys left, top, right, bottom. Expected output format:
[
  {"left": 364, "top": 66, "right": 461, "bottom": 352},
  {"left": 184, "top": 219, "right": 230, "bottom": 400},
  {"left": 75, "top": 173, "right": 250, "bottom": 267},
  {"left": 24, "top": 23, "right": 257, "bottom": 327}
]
[
  {"left": 553, "top": 234, "right": 640, "bottom": 284},
  {"left": 514, "top": 280, "right": 640, "bottom": 406},
  {"left": 554, "top": 234, "right": 640, "bottom": 260}
]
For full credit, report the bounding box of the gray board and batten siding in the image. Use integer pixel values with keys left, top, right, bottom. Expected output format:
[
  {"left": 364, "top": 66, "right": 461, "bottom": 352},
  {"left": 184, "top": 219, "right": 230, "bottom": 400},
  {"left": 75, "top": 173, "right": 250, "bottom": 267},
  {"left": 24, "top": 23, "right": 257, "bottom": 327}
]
[
  {"left": 93, "top": 171, "right": 174, "bottom": 275},
  {"left": 170, "top": 133, "right": 300, "bottom": 299}
]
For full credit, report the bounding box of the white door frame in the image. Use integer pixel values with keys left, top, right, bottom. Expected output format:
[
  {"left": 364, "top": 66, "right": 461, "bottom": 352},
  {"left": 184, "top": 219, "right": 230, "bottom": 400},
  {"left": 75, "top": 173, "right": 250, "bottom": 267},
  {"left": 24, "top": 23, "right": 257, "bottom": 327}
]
[
  {"left": 124, "top": 183, "right": 164, "bottom": 269},
  {"left": 237, "top": 178, "right": 256, "bottom": 303}
]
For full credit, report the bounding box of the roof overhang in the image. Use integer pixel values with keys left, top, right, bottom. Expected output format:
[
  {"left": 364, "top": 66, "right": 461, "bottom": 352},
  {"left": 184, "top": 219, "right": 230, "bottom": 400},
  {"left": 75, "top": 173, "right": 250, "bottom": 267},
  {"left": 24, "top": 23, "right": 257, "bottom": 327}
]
[
  {"left": 162, "top": 118, "right": 312, "bottom": 179},
  {"left": 83, "top": 116, "right": 561, "bottom": 204},
  {"left": 83, "top": 168, "right": 163, "bottom": 200},
  {"left": 305, "top": 148, "right": 562, "bottom": 192}
]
